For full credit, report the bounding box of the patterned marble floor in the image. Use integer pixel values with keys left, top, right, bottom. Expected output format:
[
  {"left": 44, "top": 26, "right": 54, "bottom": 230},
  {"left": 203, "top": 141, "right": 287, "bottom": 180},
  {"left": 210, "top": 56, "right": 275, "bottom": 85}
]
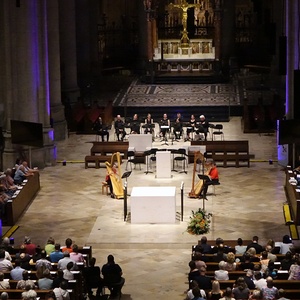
[
  {"left": 116, "top": 80, "right": 240, "bottom": 107},
  {"left": 6, "top": 117, "right": 291, "bottom": 300}
]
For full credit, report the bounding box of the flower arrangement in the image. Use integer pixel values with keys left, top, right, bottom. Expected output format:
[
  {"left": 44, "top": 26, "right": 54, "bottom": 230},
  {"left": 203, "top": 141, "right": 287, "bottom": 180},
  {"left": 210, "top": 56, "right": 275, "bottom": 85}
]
[{"left": 187, "top": 208, "right": 212, "bottom": 235}]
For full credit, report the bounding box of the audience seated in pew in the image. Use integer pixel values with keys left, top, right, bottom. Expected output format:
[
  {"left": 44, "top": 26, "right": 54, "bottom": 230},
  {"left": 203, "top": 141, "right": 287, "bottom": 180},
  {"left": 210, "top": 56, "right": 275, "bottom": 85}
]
[
  {"left": 83, "top": 257, "right": 103, "bottom": 298},
  {"left": 53, "top": 280, "right": 70, "bottom": 300},
  {"left": 10, "top": 259, "right": 25, "bottom": 280},
  {"left": 69, "top": 244, "right": 85, "bottom": 265},
  {"left": 209, "top": 280, "right": 223, "bottom": 299},
  {"left": 57, "top": 252, "right": 77, "bottom": 271},
  {"left": 0, "top": 272, "right": 10, "bottom": 289},
  {"left": 50, "top": 244, "right": 64, "bottom": 263},
  {"left": 16, "top": 270, "right": 36, "bottom": 290},
  {"left": 235, "top": 238, "right": 248, "bottom": 255},
  {"left": 0, "top": 250, "right": 13, "bottom": 272},
  {"left": 232, "top": 277, "right": 250, "bottom": 299},
  {"left": 44, "top": 237, "right": 55, "bottom": 256},
  {"left": 61, "top": 238, "right": 73, "bottom": 254},
  {"left": 38, "top": 269, "right": 53, "bottom": 290},
  {"left": 288, "top": 256, "right": 300, "bottom": 280},
  {"left": 215, "top": 261, "right": 229, "bottom": 281},
  {"left": 186, "top": 280, "right": 206, "bottom": 300}
]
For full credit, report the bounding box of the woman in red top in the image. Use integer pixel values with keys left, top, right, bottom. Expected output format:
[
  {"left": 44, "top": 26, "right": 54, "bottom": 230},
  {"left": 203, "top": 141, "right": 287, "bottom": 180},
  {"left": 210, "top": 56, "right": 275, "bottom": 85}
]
[{"left": 200, "top": 160, "right": 219, "bottom": 200}]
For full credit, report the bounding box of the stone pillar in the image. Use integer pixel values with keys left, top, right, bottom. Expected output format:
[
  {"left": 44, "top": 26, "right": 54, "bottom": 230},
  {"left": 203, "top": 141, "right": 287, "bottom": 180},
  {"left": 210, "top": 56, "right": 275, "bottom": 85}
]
[
  {"left": 0, "top": 0, "right": 56, "bottom": 169},
  {"left": 58, "top": 0, "right": 80, "bottom": 104},
  {"left": 285, "top": 0, "right": 299, "bottom": 119},
  {"left": 213, "top": 1, "right": 223, "bottom": 72},
  {"left": 47, "top": 0, "right": 67, "bottom": 141}
]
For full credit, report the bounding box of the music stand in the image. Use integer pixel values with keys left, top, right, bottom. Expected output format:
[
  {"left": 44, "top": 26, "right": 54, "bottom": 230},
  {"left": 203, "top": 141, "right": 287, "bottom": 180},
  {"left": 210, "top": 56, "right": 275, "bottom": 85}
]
[
  {"left": 122, "top": 171, "right": 132, "bottom": 197},
  {"left": 198, "top": 174, "right": 210, "bottom": 209},
  {"left": 144, "top": 150, "right": 153, "bottom": 174},
  {"left": 160, "top": 125, "right": 169, "bottom": 145}
]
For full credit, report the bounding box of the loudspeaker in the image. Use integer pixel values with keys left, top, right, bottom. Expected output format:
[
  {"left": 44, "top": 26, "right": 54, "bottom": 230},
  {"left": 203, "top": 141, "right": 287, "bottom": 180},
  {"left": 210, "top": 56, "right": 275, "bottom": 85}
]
[
  {"left": 279, "top": 36, "right": 287, "bottom": 75},
  {"left": 294, "top": 70, "right": 300, "bottom": 117}
]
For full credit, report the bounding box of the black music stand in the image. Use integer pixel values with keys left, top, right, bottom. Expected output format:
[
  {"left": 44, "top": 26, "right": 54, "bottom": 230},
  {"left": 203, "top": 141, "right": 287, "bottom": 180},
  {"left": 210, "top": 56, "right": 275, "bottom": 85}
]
[
  {"left": 160, "top": 126, "right": 169, "bottom": 145},
  {"left": 198, "top": 174, "right": 210, "bottom": 209},
  {"left": 122, "top": 171, "right": 132, "bottom": 196},
  {"left": 144, "top": 150, "right": 153, "bottom": 174}
]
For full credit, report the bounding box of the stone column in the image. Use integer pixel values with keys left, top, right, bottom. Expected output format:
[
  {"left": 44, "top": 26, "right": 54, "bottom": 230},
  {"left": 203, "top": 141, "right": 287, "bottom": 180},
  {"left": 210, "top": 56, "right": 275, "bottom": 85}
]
[
  {"left": 47, "top": 0, "right": 67, "bottom": 141},
  {"left": 285, "top": 0, "right": 299, "bottom": 119},
  {"left": 213, "top": 1, "right": 223, "bottom": 72},
  {"left": 58, "top": 0, "right": 80, "bottom": 104},
  {"left": 0, "top": 0, "right": 56, "bottom": 169}
]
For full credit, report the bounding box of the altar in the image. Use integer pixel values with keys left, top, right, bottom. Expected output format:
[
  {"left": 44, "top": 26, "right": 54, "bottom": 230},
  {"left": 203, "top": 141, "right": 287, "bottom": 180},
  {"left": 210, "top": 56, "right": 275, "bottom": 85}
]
[{"left": 130, "top": 186, "right": 176, "bottom": 224}]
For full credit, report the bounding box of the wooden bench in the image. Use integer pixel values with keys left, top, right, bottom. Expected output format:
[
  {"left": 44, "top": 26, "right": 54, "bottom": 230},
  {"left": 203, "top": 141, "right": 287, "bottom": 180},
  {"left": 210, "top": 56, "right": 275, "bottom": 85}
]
[
  {"left": 90, "top": 141, "right": 129, "bottom": 159},
  {"left": 85, "top": 155, "right": 110, "bottom": 168},
  {"left": 190, "top": 141, "right": 252, "bottom": 167},
  {"left": 217, "top": 279, "right": 300, "bottom": 291},
  {"left": 4, "top": 172, "right": 40, "bottom": 226},
  {"left": 0, "top": 289, "right": 75, "bottom": 300}
]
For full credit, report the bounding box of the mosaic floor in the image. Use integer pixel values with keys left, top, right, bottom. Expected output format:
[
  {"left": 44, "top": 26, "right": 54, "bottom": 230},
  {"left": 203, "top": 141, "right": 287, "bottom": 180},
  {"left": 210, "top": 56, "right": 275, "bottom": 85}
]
[
  {"left": 6, "top": 117, "right": 291, "bottom": 300},
  {"left": 116, "top": 79, "right": 240, "bottom": 107}
]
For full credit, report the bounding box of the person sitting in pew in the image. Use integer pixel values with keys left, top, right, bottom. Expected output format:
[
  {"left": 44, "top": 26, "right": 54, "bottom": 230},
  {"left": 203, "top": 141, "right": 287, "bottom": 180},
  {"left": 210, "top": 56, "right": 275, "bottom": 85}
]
[
  {"left": 61, "top": 238, "right": 73, "bottom": 254},
  {"left": 83, "top": 257, "right": 103, "bottom": 298},
  {"left": 195, "top": 267, "right": 212, "bottom": 290},
  {"left": 36, "top": 250, "right": 52, "bottom": 271},
  {"left": 280, "top": 251, "right": 294, "bottom": 271},
  {"left": 208, "top": 280, "right": 223, "bottom": 299},
  {"left": 101, "top": 254, "right": 125, "bottom": 298},
  {"left": 254, "top": 271, "right": 267, "bottom": 290},
  {"left": 10, "top": 259, "right": 25, "bottom": 280},
  {"left": 261, "top": 276, "right": 279, "bottom": 300},
  {"left": 0, "top": 272, "right": 10, "bottom": 289},
  {"left": 16, "top": 270, "right": 37, "bottom": 290},
  {"left": 0, "top": 250, "right": 13, "bottom": 272},
  {"left": 214, "top": 261, "right": 229, "bottom": 281},
  {"left": 220, "top": 287, "right": 235, "bottom": 300},
  {"left": 190, "top": 287, "right": 206, "bottom": 300},
  {"left": 63, "top": 262, "right": 74, "bottom": 281},
  {"left": 224, "top": 252, "right": 237, "bottom": 271},
  {"left": 52, "top": 269, "right": 64, "bottom": 289},
  {"left": 49, "top": 243, "right": 64, "bottom": 263},
  {"left": 232, "top": 277, "right": 250, "bottom": 300},
  {"left": 243, "top": 269, "right": 256, "bottom": 290},
  {"left": 21, "top": 289, "right": 37, "bottom": 300},
  {"left": 238, "top": 252, "right": 254, "bottom": 271},
  {"left": 57, "top": 252, "right": 77, "bottom": 271},
  {"left": 198, "top": 236, "right": 212, "bottom": 254},
  {"left": 235, "top": 238, "right": 247, "bottom": 255},
  {"left": 188, "top": 260, "right": 200, "bottom": 283},
  {"left": 246, "top": 236, "right": 264, "bottom": 255},
  {"left": 38, "top": 269, "right": 53, "bottom": 290},
  {"left": 53, "top": 280, "right": 70, "bottom": 300},
  {"left": 0, "top": 292, "right": 8, "bottom": 300},
  {"left": 186, "top": 280, "right": 206, "bottom": 300},
  {"left": 288, "top": 255, "right": 300, "bottom": 280},
  {"left": 277, "top": 288, "right": 290, "bottom": 300},
  {"left": 70, "top": 244, "right": 85, "bottom": 264}
]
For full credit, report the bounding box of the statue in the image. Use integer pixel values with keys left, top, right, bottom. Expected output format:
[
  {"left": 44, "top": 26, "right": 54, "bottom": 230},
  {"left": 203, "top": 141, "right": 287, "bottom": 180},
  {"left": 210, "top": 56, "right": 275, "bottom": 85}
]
[{"left": 169, "top": 0, "right": 200, "bottom": 47}]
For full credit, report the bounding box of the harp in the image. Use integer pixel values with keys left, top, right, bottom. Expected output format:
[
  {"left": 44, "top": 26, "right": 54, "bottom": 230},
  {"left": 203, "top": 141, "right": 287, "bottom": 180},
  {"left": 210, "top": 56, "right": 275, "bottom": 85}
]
[
  {"left": 188, "top": 151, "right": 205, "bottom": 198},
  {"left": 105, "top": 152, "right": 124, "bottom": 199}
]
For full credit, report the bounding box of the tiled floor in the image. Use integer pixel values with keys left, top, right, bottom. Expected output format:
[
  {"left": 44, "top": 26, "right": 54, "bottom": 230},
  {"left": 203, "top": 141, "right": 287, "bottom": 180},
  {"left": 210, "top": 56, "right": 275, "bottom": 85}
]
[{"left": 6, "top": 117, "right": 290, "bottom": 299}]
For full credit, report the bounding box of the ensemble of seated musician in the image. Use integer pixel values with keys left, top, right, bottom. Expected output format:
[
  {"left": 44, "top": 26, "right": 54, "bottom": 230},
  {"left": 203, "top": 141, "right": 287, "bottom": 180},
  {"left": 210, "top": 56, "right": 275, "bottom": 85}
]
[
  {"left": 186, "top": 114, "right": 197, "bottom": 141},
  {"left": 93, "top": 116, "right": 109, "bottom": 142},
  {"left": 159, "top": 113, "right": 170, "bottom": 141},
  {"left": 114, "top": 115, "right": 126, "bottom": 141},
  {"left": 129, "top": 113, "right": 140, "bottom": 134},
  {"left": 196, "top": 115, "right": 210, "bottom": 141},
  {"left": 173, "top": 112, "right": 183, "bottom": 141}
]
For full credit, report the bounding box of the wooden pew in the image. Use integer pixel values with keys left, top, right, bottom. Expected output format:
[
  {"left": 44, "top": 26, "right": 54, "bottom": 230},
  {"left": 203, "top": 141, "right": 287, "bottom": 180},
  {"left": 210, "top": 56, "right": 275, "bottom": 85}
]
[
  {"left": 90, "top": 141, "right": 129, "bottom": 159},
  {"left": 204, "top": 270, "right": 289, "bottom": 280},
  {"left": 84, "top": 155, "right": 110, "bottom": 168},
  {"left": 190, "top": 141, "right": 252, "bottom": 167},
  {"left": 217, "top": 279, "right": 300, "bottom": 291},
  {"left": 4, "top": 173, "right": 40, "bottom": 226},
  {"left": 0, "top": 289, "right": 75, "bottom": 300}
]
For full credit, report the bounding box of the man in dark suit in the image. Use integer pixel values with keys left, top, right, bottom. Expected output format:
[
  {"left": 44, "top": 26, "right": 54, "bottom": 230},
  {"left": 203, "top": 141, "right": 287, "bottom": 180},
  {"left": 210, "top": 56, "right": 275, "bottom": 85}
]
[
  {"left": 246, "top": 236, "right": 264, "bottom": 254},
  {"left": 196, "top": 115, "right": 209, "bottom": 141},
  {"left": 195, "top": 267, "right": 212, "bottom": 290},
  {"left": 83, "top": 257, "right": 103, "bottom": 298}
]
